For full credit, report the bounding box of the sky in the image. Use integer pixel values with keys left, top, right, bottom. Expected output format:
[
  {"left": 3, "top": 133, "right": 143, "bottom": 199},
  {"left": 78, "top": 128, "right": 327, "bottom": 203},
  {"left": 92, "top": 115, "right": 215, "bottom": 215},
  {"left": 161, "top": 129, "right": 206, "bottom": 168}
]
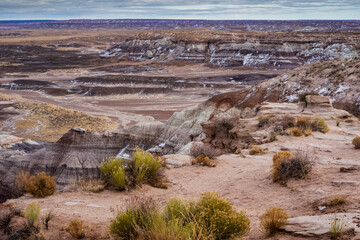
[{"left": 0, "top": 0, "right": 360, "bottom": 20}]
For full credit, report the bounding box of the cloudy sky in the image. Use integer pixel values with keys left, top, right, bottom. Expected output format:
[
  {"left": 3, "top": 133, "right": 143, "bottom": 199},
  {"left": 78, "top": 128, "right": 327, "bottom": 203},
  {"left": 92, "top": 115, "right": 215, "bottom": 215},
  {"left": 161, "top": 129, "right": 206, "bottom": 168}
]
[{"left": 1, "top": 0, "right": 359, "bottom": 20}]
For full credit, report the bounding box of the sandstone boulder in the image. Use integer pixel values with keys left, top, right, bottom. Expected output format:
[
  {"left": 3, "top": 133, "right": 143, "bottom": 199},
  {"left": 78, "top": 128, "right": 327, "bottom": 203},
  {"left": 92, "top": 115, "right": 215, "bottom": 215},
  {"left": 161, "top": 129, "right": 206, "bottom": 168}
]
[{"left": 283, "top": 213, "right": 360, "bottom": 237}]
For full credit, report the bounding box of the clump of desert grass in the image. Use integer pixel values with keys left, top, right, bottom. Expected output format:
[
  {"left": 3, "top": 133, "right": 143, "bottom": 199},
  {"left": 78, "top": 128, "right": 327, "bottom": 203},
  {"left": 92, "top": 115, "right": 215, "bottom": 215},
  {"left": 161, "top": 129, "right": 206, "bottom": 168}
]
[
  {"left": 258, "top": 114, "right": 329, "bottom": 136},
  {"left": 259, "top": 207, "right": 288, "bottom": 236}
]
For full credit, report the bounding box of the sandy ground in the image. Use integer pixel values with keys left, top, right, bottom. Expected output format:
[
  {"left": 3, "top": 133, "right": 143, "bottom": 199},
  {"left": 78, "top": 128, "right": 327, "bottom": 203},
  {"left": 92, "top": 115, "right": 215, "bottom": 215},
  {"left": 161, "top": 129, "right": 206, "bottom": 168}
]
[{"left": 13, "top": 125, "right": 360, "bottom": 239}]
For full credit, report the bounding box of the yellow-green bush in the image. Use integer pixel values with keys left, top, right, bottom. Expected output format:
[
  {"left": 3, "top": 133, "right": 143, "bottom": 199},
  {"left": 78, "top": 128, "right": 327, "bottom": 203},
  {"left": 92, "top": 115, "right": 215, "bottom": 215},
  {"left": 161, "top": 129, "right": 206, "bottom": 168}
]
[
  {"left": 110, "top": 192, "right": 250, "bottom": 240},
  {"left": 25, "top": 172, "right": 56, "bottom": 198},
  {"left": 100, "top": 148, "right": 166, "bottom": 191},
  {"left": 133, "top": 147, "right": 163, "bottom": 186},
  {"left": 259, "top": 207, "right": 288, "bottom": 236},
  {"left": 193, "top": 192, "right": 250, "bottom": 239},
  {"left": 100, "top": 157, "right": 127, "bottom": 190},
  {"left": 25, "top": 202, "right": 40, "bottom": 227},
  {"left": 352, "top": 136, "right": 360, "bottom": 149},
  {"left": 272, "top": 151, "right": 314, "bottom": 183}
]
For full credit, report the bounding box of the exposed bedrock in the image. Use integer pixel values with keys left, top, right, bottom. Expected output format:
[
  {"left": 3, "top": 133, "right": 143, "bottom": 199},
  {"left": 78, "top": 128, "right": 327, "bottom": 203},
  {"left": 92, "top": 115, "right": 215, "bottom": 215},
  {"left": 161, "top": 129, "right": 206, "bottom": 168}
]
[{"left": 103, "top": 31, "right": 359, "bottom": 69}]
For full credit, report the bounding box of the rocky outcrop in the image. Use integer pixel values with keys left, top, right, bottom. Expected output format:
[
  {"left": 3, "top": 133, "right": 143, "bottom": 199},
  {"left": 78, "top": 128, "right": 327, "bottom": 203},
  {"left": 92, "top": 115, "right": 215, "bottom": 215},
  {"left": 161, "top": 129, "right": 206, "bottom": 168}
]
[
  {"left": 283, "top": 213, "right": 360, "bottom": 237},
  {"left": 103, "top": 31, "right": 359, "bottom": 69},
  {"left": 233, "top": 58, "right": 360, "bottom": 117}
]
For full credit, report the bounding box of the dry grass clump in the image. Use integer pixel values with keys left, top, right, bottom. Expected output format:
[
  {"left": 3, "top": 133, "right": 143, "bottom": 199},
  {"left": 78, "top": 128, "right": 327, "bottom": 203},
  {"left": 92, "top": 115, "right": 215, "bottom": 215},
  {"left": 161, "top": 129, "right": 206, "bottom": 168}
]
[
  {"left": 303, "top": 128, "right": 313, "bottom": 136},
  {"left": 25, "top": 172, "right": 56, "bottom": 198},
  {"left": 259, "top": 207, "right": 289, "bottom": 236},
  {"left": 272, "top": 151, "right": 315, "bottom": 183},
  {"left": 259, "top": 114, "right": 329, "bottom": 136},
  {"left": 249, "top": 145, "right": 265, "bottom": 155},
  {"left": 352, "top": 136, "right": 360, "bottom": 149},
  {"left": 77, "top": 179, "right": 105, "bottom": 193},
  {"left": 288, "top": 127, "right": 303, "bottom": 137},
  {"left": 191, "top": 155, "right": 216, "bottom": 167},
  {"left": 190, "top": 143, "right": 221, "bottom": 159},
  {"left": 100, "top": 147, "right": 167, "bottom": 191},
  {"left": 312, "top": 117, "right": 329, "bottom": 133},
  {"left": 15, "top": 170, "right": 31, "bottom": 194},
  {"left": 327, "top": 196, "right": 346, "bottom": 207},
  {"left": 66, "top": 219, "right": 91, "bottom": 239},
  {"left": 110, "top": 192, "right": 250, "bottom": 240}
]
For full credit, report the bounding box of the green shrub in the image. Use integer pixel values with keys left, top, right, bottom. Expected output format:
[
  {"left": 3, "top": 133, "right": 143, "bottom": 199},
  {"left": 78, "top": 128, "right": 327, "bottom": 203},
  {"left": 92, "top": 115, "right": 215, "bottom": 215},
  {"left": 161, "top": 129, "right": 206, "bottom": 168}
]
[
  {"left": 272, "top": 151, "right": 314, "bottom": 183},
  {"left": 25, "top": 202, "right": 40, "bottom": 227},
  {"left": 110, "top": 193, "right": 250, "bottom": 240},
  {"left": 110, "top": 197, "right": 159, "bottom": 239},
  {"left": 259, "top": 207, "right": 288, "bottom": 236},
  {"left": 25, "top": 172, "right": 56, "bottom": 198},
  {"left": 352, "top": 136, "right": 360, "bottom": 149},
  {"left": 193, "top": 192, "right": 250, "bottom": 239},
  {"left": 164, "top": 198, "right": 192, "bottom": 223},
  {"left": 100, "top": 157, "right": 127, "bottom": 190},
  {"left": 133, "top": 147, "right": 163, "bottom": 187},
  {"left": 100, "top": 147, "right": 166, "bottom": 191}
]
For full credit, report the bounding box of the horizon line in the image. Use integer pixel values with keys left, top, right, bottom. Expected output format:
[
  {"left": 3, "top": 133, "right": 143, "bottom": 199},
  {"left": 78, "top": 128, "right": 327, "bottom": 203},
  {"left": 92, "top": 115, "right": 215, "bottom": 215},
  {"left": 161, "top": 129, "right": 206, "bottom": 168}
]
[{"left": 1, "top": 18, "right": 360, "bottom": 21}]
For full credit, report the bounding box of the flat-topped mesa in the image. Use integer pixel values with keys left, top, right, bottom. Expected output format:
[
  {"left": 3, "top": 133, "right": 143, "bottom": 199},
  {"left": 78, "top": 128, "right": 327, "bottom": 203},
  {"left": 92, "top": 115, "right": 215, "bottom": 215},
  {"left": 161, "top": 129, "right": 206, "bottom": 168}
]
[{"left": 102, "top": 31, "right": 359, "bottom": 69}]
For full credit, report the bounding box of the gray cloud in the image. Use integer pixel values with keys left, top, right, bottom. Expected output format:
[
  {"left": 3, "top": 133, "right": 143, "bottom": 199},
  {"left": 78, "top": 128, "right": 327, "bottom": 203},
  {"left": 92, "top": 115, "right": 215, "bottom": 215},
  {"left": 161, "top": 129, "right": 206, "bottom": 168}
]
[{"left": 0, "top": 0, "right": 359, "bottom": 20}]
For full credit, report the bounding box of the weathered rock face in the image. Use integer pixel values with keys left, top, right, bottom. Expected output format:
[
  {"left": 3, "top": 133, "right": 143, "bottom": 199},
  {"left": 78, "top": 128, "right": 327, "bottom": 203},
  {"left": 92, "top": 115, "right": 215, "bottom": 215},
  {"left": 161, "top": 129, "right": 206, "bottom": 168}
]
[
  {"left": 201, "top": 96, "right": 357, "bottom": 153},
  {"left": 282, "top": 213, "right": 360, "bottom": 237},
  {"left": 103, "top": 31, "right": 359, "bottom": 69},
  {"left": 234, "top": 58, "right": 360, "bottom": 117}
]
